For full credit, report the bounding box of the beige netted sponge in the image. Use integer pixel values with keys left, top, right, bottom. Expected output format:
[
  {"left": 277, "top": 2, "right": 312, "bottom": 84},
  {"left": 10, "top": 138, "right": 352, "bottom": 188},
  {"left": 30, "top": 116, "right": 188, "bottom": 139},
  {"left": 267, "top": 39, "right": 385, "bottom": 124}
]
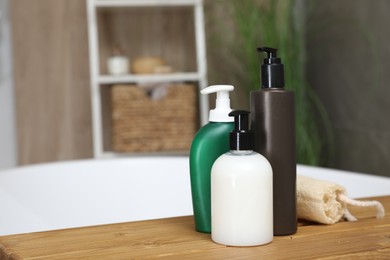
[{"left": 297, "top": 175, "right": 385, "bottom": 224}]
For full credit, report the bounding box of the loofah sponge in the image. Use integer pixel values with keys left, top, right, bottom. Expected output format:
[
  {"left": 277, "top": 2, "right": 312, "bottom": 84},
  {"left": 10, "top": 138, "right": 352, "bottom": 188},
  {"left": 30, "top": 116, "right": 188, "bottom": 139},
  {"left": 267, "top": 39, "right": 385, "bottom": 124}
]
[{"left": 297, "top": 175, "right": 385, "bottom": 224}]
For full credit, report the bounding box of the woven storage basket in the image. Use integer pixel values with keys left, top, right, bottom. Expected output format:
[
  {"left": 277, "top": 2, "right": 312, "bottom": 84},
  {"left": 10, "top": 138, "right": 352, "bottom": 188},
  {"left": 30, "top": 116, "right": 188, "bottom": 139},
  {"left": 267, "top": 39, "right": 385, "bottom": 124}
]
[{"left": 111, "top": 84, "right": 197, "bottom": 153}]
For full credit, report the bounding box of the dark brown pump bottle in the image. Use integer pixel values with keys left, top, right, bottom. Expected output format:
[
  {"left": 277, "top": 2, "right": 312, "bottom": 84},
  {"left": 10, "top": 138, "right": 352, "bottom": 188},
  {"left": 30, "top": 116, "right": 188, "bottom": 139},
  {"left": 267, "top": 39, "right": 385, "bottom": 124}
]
[{"left": 250, "top": 47, "right": 297, "bottom": 236}]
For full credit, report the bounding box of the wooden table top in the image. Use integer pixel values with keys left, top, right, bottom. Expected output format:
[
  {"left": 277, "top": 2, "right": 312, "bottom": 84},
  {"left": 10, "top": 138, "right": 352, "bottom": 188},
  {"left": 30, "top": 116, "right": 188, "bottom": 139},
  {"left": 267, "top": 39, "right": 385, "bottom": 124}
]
[{"left": 1, "top": 196, "right": 389, "bottom": 259}]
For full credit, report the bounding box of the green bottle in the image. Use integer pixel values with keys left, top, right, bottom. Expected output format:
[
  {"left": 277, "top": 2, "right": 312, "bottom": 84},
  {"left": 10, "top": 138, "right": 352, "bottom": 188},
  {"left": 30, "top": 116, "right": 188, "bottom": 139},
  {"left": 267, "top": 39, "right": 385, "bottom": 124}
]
[{"left": 190, "top": 85, "right": 235, "bottom": 233}]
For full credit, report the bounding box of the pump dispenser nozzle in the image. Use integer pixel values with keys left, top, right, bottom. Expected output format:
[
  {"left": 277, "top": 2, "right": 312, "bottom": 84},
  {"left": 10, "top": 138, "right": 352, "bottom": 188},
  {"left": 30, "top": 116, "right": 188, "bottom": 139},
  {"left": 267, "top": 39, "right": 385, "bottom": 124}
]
[
  {"left": 257, "top": 47, "right": 285, "bottom": 88},
  {"left": 229, "top": 110, "right": 254, "bottom": 150},
  {"left": 201, "top": 85, "right": 234, "bottom": 122}
]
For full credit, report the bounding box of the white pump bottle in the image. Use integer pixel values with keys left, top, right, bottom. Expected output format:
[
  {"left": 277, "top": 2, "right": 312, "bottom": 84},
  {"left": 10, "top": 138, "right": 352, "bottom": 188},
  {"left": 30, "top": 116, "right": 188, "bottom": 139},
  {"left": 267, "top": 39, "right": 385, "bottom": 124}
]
[{"left": 211, "top": 110, "right": 273, "bottom": 246}]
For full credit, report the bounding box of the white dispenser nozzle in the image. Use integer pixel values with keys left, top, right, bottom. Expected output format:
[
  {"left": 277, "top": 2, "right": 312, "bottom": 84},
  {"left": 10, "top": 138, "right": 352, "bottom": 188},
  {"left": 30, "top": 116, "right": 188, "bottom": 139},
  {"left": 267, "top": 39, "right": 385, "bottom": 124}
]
[{"left": 201, "top": 85, "right": 234, "bottom": 122}]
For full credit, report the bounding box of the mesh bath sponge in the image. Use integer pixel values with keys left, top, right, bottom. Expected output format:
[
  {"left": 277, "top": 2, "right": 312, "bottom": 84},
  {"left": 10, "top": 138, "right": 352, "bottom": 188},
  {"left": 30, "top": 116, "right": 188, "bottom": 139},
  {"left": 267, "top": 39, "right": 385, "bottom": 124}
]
[{"left": 297, "top": 175, "right": 385, "bottom": 224}]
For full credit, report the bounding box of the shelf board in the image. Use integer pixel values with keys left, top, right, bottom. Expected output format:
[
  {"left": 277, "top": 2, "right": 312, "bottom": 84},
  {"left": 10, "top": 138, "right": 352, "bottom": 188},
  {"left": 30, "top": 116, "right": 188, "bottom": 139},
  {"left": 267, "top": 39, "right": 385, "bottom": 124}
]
[
  {"left": 98, "top": 72, "right": 201, "bottom": 85},
  {"left": 101, "top": 151, "right": 189, "bottom": 158},
  {"left": 94, "top": 0, "right": 200, "bottom": 7}
]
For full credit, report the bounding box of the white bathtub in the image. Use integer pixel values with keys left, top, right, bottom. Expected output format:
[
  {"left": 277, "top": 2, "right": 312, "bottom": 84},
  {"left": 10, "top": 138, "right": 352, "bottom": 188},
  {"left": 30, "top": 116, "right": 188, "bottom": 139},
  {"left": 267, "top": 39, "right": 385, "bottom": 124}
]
[{"left": 0, "top": 157, "right": 389, "bottom": 236}]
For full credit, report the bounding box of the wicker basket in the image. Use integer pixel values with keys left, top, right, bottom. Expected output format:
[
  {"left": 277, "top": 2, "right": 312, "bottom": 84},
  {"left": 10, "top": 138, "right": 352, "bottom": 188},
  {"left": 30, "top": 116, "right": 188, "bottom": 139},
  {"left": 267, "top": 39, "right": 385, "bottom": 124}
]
[{"left": 111, "top": 84, "right": 198, "bottom": 153}]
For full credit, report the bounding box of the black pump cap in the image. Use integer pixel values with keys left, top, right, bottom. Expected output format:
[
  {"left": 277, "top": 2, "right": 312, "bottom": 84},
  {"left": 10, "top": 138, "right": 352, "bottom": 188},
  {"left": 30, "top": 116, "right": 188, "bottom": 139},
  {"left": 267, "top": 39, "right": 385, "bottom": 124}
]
[
  {"left": 229, "top": 110, "right": 254, "bottom": 151},
  {"left": 257, "top": 47, "right": 285, "bottom": 88}
]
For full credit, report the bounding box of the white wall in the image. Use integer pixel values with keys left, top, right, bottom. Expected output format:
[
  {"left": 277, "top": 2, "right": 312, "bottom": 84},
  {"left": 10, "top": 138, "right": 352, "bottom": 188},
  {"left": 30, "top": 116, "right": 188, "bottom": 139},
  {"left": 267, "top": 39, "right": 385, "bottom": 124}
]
[{"left": 0, "top": 0, "right": 18, "bottom": 169}]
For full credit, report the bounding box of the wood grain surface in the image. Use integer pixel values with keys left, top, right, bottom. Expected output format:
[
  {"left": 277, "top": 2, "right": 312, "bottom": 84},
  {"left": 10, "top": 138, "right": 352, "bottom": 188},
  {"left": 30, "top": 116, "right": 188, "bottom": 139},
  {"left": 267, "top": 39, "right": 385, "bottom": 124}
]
[
  {"left": 0, "top": 196, "right": 389, "bottom": 259},
  {"left": 10, "top": 0, "right": 93, "bottom": 164}
]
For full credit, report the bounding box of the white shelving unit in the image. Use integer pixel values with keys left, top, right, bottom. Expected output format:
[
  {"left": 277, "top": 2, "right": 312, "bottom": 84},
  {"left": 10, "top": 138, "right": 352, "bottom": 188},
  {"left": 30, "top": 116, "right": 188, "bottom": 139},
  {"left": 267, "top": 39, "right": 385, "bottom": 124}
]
[{"left": 86, "top": 0, "right": 208, "bottom": 158}]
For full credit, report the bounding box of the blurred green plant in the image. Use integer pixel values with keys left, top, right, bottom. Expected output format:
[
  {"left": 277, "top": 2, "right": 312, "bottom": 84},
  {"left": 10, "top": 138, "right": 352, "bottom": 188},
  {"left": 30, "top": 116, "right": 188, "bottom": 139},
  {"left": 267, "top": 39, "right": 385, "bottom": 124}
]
[{"left": 228, "top": 0, "right": 333, "bottom": 165}]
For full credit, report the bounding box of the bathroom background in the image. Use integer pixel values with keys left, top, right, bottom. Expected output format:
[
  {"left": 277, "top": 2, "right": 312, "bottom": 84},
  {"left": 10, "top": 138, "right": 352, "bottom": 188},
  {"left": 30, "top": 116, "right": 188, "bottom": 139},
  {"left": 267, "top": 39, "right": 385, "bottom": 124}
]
[{"left": 0, "top": 0, "right": 389, "bottom": 177}]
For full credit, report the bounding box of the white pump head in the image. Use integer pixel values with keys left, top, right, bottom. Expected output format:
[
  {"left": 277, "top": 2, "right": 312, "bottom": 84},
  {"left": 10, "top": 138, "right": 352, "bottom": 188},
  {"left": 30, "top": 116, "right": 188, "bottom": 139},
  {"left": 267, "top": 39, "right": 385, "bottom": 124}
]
[{"left": 200, "top": 85, "right": 234, "bottom": 122}]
